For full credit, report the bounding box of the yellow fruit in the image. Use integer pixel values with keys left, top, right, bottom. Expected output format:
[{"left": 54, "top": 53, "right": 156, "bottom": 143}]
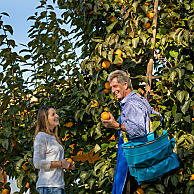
[
  {"left": 65, "top": 122, "right": 73, "bottom": 128},
  {"left": 110, "top": 16, "right": 116, "bottom": 22},
  {"left": 99, "top": 1, "right": 103, "bottom": 6},
  {"left": 114, "top": 49, "right": 122, "bottom": 58},
  {"left": 190, "top": 105, "right": 194, "bottom": 110},
  {"left": 105, "top": 82, "right": 110, "bottom": 89},
  {"left": 77, "top": 151, "right": 84, "bottom": 155},
  {"left": 69, "top": 144, "right": 74, "bottom": 150},
  {"left": 190, "top": 174, "right": 194, "bottom": 180},
  {"left": 26, "top": 182, "right": 30, "bottom": 189},
  {"left": 109, "top": 135, "right": 115, "bottom": 141},
  {"left": 144, "top": 2, "right": 151, "bottom": 5},
  {"left": 91, "top": 100, "right": 99, "bottom": 107},
  {"left": 104, "top": 107, "right": 108, "bottom": 111},
  {"left": 22, "top": 163, "right": 28, "bottom": 171},
  {"left": 103, "top": 89, "right": 109, "bottom": 94},
  {"left": 2, "top": 189, "right": 10, "bottom": 194},
  {"left": 102, "top": 61, "right": 110, "bottom": 69},
  {"left": 67, "top": 158, "right": 73, "bottom": 163},
  {"left": 101, "top": 112, "right": 110, "bottom": 120},
  {"left": 136, "top": 187, "right": 144, "bottom": 194},
  {"left": 143, "top": 22, "right": 150, "bottom": 29},
  {"left": 147, "top": 11, "right": 154, "bottom": 19}
]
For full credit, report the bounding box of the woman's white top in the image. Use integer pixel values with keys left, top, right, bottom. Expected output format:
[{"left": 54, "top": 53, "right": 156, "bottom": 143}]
[{"left": 33, "top": 132, "right": 65, "bottom": 189}]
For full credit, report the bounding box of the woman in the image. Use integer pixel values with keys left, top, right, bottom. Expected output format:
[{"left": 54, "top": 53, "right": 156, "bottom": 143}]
[{"left": 33, "top": 106, "right": 75, "bottom": 194}]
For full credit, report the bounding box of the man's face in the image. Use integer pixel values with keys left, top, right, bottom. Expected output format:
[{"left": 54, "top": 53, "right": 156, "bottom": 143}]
[{"left": 110, "top": 77, "right": 128, "bottom": 100}]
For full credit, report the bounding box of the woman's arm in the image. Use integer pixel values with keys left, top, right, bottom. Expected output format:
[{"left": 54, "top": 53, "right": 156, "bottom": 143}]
[{"left": 50, "top": 160, "right": 71, "bottom": 169}]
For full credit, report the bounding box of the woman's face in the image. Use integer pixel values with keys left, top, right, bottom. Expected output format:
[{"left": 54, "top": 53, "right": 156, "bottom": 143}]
[{"left": 47, "top": 108, "right": 59, "bottom": 131}]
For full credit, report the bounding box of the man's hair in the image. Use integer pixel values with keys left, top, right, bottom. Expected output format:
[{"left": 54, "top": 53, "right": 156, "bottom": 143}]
[{"left": 108, "top": 70, "right": 132, "bottom": 89}]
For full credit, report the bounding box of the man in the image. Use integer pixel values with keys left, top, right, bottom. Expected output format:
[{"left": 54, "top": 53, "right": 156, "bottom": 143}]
[{"left": 101, "top": 70, "right": 158, "bottom": 194}]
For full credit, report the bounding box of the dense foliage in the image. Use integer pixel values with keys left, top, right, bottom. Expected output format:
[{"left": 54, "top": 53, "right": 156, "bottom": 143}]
[{"left": 0, "top": 0, "right": 193, "bottom": 193}]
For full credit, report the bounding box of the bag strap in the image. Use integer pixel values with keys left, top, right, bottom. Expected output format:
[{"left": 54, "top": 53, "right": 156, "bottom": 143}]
[{"left": 119, "top": 116, "right": 128, "bottom": 143}]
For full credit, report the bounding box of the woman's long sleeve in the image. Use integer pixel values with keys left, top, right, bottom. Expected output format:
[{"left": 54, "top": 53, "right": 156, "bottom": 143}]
[{"left": 33, "top": 133, "right": 51, "bottom": 170}]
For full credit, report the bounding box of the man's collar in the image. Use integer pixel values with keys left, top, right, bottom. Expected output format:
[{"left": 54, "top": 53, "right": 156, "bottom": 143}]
[{"left": 120, "top": 90, "right": 136, "bottom": 105}]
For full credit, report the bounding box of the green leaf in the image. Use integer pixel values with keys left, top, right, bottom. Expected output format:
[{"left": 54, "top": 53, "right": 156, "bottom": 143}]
[
  {"left": 185, "top": 63, "right": 193, "bottom": 71},
  {"left": 176, "top": 90, "right": 185, "bottom": 103},
  {"left": 150, "top": 120, "right": 161, "bottom": 132},
  {"left": 170, "top": 175, "right": 178, "bottom": 187},
  {"left": 169, "top": 50, "right": 178, "bottom": 58},
  {"left": 132, "top": 37, "right": 139, "bottom": 48},
  {"left": 17, "top": 175, "right": 24, "bottom": 189},
  {"left": 94, "top": 144, "right": 101, "bottom": 152},
  {"left": 0, "top": 139, "right": 9, "bottom": 149},
  {"left": 132, "top": 1, "right": 139, "bottom": 12},
  {"left": 174, "top": 113, "right": 182, "bottom": 122},
  {"left": 169, "top": 71, "right": 177, "bottom": 82},
  {"left": 113, "top": 55, "right": 123, "bottom": 65},
  {"left": 106, "top": 19, "right": 118, "bottom": 34},
  {"left": 172, "top": 105, "right": 177, "bottom": 117},
  {"left": 181, "top": 101, "right": 190, "bottom": 114},
  {"left": 141, "top": 34, "right": 147, "bottom": 45},
  {"left": 88, "top": 178, "right": 95, "bottom": 189},
  {"left": 185, "top": 4, "right": 190, "bottom": 10},
  {"left": 183, "top": 115, "right": 191, "bottom": 123},
  {"left": 80, "top": 171, "right": 90, "bottom": 183},
  {"left": 175, "top": 68, "right": 183, "bottom": 79},
  {"left": 4, "top": 25, "right": 13, "bottom": 35},
  {"left": 103, "top": 3, "right": 110, "bottom": 11},
  {"left": 156, "top": 184, "right": 165, "bottom": 193},
  {"left": 0, "top": 12, "right": 9, "bottom": 16},
  {"left": 184, "top": 80, "right": 192, "bottom": 89},
  {"left": 82, "top": 134, "right": 87, "bottom": 141},
  {"left": 164, "top": 111, "right": 171, "bottom": 121},
  {"left": 91, "top": 38, "right": 104, "bottom": 43},
  {"left": 141, "top": 5, "right": 148, "bottom": 13}
]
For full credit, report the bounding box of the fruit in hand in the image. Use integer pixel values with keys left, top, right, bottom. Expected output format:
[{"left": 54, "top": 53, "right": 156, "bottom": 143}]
[{"left": 101, "top": 112, "right": 110, "bottom": 120}]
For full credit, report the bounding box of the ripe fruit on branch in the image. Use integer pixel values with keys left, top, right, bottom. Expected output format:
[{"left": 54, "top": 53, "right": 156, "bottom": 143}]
[
  {"left": 91, "top": 100, "right": 99, "bottom": 107},
  {"left": 67, "top": 158, "right": 73, "bottom": 163},
  {"left": 147, "top": 11, "right": 154, "bottom": 19},
  {"left": 105, "top": 82, "right": 110, "bottom": 89},
  {"left": 114, "top": 49, "right": 122, "bottom": 58},
  {"left": 2, "top": 189, "right": 10, "bottom": 194},
  {"left": 142, "top": 22, "right": 150, "bottom": 29},
  {"left": 22, "top": 163, "right": 28, "bottom": 171},
  {"left": 101, "top": 112, "right": 110, "bottom": 120},
  {"left": 110, "top": 16, "right": 116, "bottom": 22},
  {"left": 103, "top": 89, "right": 109, "bottom": 94},
  {"left": 65, "top": 122, "right": 73, "bottom": 128},
  {"left": 102, "top": 61, "right": 110, "bottom": 69}
]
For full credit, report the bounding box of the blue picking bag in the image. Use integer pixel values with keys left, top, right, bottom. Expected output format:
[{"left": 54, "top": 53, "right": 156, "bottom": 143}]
[{"left": 122, "top": 130, "right": 180, "bottom": 184}]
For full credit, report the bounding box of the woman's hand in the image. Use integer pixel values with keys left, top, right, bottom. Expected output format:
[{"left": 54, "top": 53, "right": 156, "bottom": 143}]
[
  {"left": 61, "top": 159, "right": 71, "bottom": 169},
  {"left": 61, "top": 159, "right": 75, "bottom": 170},
  {"left": 69, "top": 161, "right": 75, "bottom": 170}
]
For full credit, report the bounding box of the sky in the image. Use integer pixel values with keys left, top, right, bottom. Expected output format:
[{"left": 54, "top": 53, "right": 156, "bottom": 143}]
[
  {"left": 1, "top": 1, "right": 58, "bottom": 193},
  {"left": 1, "top": 0, "right": 40, "bottom": 50}
]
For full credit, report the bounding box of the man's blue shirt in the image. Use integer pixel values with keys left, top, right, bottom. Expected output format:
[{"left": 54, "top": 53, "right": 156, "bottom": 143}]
[{"left": 120, "top": 91, "right": 158, "bottom": 138}]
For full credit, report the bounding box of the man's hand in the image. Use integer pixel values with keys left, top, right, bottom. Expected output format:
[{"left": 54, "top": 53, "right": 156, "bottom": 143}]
[{"left": 101, "top": 112, "right": 119, "bottom": 129}]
